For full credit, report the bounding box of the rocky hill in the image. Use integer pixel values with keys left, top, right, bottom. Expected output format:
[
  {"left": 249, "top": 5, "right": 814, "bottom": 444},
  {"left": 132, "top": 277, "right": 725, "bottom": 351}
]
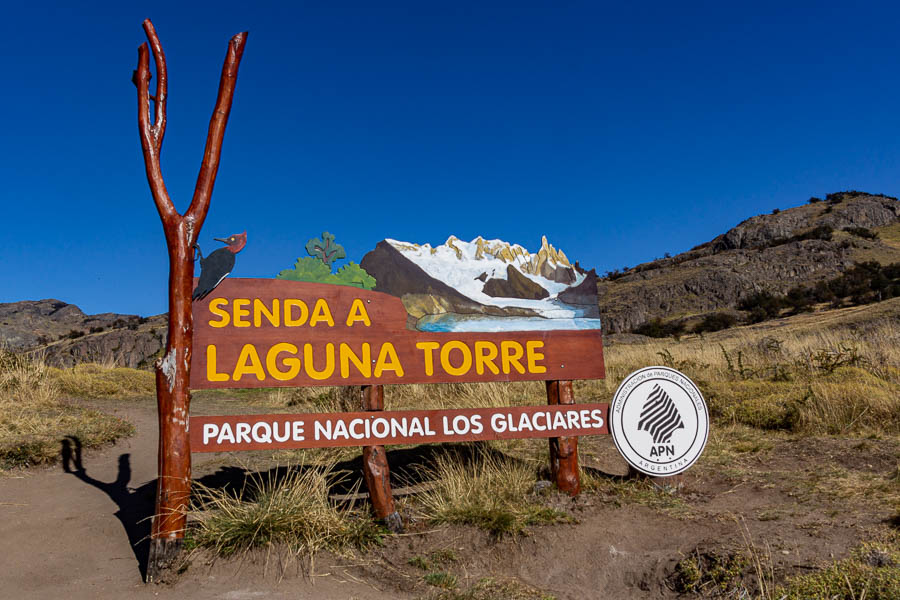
[
  {"left": 0, "top": 299, "right": 166, "bottom": 368},
  {"left": 598, "top": 192, "right": 900, "bottom": 333}
]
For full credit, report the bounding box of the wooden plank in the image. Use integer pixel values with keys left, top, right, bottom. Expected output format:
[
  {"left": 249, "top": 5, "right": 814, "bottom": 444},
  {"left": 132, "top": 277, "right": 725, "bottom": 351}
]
[{"left": 190, "top": 403, "right": 609, "bottom": 452}]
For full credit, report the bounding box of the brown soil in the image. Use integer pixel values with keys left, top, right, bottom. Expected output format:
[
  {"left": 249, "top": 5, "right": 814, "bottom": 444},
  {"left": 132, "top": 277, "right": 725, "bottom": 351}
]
[{"left": 1, "top": 399, "right": 897, "bottom": 599}]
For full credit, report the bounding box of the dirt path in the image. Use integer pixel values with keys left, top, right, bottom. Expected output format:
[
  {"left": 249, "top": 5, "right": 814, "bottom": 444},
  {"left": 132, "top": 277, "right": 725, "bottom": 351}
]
[{"left": 0, "top": 403, "right": 397, "bottom": 599}]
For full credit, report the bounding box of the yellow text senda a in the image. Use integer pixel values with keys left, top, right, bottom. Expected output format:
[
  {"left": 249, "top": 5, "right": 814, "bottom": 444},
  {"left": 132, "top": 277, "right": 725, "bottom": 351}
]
[{"left": 206, "top": 297, "right": 371, "bottom": 328}]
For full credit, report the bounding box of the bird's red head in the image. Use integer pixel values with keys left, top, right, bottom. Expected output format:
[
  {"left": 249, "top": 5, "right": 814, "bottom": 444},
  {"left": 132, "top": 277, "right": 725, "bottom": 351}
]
[{"left": 214, "top": 231, "right": 247, "bottom": 254}]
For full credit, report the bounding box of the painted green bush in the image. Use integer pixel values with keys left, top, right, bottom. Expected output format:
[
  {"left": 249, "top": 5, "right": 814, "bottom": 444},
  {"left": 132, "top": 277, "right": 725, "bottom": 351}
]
[
  {"left": 305, "top": 231, "right": 346, "bottom": 268},
  {"left": 277, "top": 232, "right": 376, "bottom": 290}
]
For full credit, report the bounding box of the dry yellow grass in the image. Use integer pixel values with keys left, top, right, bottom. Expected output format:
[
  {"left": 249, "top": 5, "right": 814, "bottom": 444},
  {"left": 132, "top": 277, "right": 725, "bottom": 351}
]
[
  {"left": 0, "top": 350, "right": 134, "bottom": 469},
  {"left": 50, "top": 361, "right": 155, "bottom": 398},
  {"left": 598, "top": 312, "right": 900, "bottom": 435}
]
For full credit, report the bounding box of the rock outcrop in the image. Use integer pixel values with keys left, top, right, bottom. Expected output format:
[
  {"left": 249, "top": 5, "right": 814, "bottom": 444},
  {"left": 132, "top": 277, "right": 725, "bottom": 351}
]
[{"left": 0, "top": 299, "right": 167, "bottom": 368}]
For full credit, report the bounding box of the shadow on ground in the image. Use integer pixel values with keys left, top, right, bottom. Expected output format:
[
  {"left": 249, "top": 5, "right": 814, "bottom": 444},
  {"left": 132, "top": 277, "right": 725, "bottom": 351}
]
[
  {"left": 61, "top": 436, "right": 155, "bottom": 580},
  {"left": 193, "top": 441, "right": 623, "bottom": 503}
]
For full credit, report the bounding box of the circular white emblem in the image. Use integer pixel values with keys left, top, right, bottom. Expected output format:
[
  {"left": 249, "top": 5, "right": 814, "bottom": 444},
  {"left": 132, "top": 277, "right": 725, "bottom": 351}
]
[{"left": 609, "top": 366, "right": 709, "bottom": 477}]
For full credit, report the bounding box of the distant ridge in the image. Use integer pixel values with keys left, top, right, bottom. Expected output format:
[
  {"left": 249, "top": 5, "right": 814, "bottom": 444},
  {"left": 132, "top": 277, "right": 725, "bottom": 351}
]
[
  {"left": 0, "top": 299, "right": 166, "bottom": 368},
  {"left": 598, "top": 192, "right": 900, "bottom": 333}
]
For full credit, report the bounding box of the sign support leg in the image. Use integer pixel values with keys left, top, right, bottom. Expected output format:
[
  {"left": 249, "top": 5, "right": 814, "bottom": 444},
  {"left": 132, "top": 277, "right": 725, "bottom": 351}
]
[
  {"left": 360, "top": 385, "right": 403, "bottom": 532},
  {"left": 546, "top": 380, "right": 581, "bottom": 495}
]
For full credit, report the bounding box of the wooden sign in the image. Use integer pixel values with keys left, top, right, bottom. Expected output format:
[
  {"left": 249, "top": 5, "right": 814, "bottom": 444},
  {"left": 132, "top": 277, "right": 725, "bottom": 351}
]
[
  {"left": 190, "top": 278, "right": 605, "bottom": 388},
  {"left": 191, "top": 403, "right": 609, "bottom": 452}
]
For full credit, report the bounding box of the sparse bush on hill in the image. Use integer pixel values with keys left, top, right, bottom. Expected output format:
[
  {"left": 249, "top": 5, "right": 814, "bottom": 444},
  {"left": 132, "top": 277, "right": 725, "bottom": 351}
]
[
  {"left": 808, "top": 196, "right": 822, "bottom": 204},
  {"left": 739, "top": 291, "right": 787, "bottom": 323},
  {"left": 692, "top": 312, "right": 738, "bottom": 334},
  {"left": 738, "top": 262, "right": 900, "bottom": 324},
  {"left": 844, "top": 226, "right": 879, "bottom": 240},
  {"left": 632, "top": 317, "right": 686, "bottom": 339}
]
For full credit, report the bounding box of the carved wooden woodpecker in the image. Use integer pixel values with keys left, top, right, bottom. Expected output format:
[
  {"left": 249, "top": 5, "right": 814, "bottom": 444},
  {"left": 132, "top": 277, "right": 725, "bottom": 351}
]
[{"left": 192, "top": 232, "right": 246, "bottom": 301}]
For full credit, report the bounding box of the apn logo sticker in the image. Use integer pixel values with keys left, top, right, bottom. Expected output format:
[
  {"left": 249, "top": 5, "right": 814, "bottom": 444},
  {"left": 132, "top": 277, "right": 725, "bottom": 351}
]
[{"left": 610, "top": 367, "right": 708, "bottom": 476}]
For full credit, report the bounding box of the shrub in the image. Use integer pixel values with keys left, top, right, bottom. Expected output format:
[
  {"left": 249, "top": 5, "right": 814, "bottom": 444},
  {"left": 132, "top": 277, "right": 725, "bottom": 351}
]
[
  {"left": 738, "top": 262, "right": 900, "bottom": 324},
  {"left": 633, "top": 318, "right": 686, "bottom": 339},
  {"left": 692, "top": 313, "right": 738, "bottom": 334},
  {"left": 844, "top": 226, "right": 878, "bottom": 240},
  {"left": 826, "top": 190, "right": 870, "bottom": 204},
  {"left": 738, "top": 291, "right": 787, "bottom": 322},
  {"left": 808, "top": 196, "right": 822, "bottom": 203}
]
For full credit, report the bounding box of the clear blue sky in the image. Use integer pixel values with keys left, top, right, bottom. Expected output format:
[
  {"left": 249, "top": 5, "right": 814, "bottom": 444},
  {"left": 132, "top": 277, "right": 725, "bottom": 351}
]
[{"left": 3, "top": 1, "right": 899, "bottom": 316}]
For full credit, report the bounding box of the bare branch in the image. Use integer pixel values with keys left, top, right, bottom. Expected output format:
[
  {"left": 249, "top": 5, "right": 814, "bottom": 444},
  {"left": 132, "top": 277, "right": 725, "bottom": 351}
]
[
  {"left": 142, "top": 19, "right": 168, "bottom": 147},
  {"left": 186, "top": 31, "right": 248, "bottom": 227},
  {"left": 136, "top": 42, "right": 176, "bottom": 227}
]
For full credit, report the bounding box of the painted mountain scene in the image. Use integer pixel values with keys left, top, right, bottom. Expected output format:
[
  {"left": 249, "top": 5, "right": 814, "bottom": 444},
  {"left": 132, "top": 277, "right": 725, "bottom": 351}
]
[{"left": 359, "top": 235, "right": 601, "bottom": 332}]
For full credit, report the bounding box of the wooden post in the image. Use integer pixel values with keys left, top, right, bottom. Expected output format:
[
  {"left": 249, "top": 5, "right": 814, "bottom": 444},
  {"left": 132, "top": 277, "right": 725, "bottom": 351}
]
[
  {"left": 360, "top": 385, "right": 403, "bottom": 532},
  {"left": 135, "top": 19, "right": 247, "bottom": 582},
  {"left": 546, "top": 380, "right": 580, "bottom": 495}
]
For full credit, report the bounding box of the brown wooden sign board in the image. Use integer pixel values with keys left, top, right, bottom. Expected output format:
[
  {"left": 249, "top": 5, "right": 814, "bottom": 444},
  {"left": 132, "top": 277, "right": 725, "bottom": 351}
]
[
  {"left": 191, "top": 403, "right": 609, "bottom": 452},
  {"left": 190, "top": 278, "right": 605, "bottom": 388}
]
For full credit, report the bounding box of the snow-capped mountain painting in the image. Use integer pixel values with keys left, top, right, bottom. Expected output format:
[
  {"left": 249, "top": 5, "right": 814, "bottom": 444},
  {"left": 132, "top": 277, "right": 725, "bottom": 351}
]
[{"left": 359, "top": 236, "right": 601, "bottom": 332}]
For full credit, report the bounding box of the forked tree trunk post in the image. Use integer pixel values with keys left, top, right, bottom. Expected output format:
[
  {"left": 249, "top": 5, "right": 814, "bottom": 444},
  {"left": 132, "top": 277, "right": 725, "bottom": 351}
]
[
  {"left": 546, "top": 380, "right": 581, "bottom": 495},
  {"left": 360, "top": 385, "right": 403, "bottom": 532},
  {"left": 134, "top": 19, "right": 247, "bottom": 582}
]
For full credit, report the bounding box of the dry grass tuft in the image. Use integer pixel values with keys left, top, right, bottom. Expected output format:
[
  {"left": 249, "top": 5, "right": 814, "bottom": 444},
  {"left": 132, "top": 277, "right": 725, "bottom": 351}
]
[
  {"left": 189, "top": 463, "right": 385, "bottom": 558},
  {"left": 413, "top": 446, "right": 572, "bottom": 536}
]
